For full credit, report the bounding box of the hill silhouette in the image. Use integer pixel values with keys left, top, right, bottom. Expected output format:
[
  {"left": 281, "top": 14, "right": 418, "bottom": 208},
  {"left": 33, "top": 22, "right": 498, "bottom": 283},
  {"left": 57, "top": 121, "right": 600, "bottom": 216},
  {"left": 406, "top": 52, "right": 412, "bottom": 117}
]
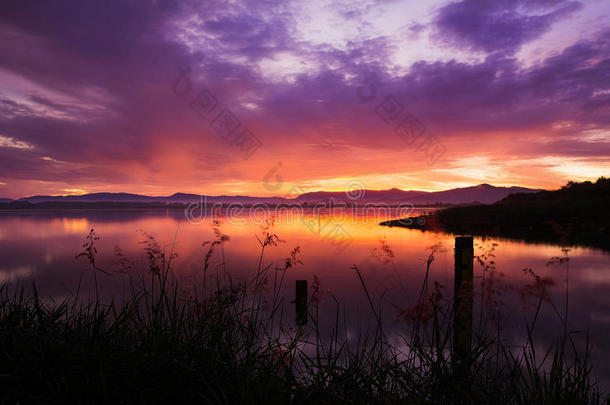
[{"left": 0, "top": 184, "right": 541, "bottom": 208}]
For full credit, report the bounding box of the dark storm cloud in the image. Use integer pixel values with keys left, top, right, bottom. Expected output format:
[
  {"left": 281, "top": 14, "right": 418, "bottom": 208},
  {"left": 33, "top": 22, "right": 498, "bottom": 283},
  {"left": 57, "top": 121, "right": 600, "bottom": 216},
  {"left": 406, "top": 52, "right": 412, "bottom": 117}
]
[
  {"left": 0, "top": 0, "right": 177, "bottom": 58},
  {"left": 434, "top": 0, "right": 582, "bottom": 53}
]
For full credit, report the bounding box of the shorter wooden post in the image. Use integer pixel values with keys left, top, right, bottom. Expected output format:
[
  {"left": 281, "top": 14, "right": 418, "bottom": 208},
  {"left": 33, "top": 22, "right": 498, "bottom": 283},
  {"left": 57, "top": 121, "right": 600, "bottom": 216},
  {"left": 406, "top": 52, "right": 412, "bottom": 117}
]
[
  {"left": 453, "top": 236, "right": 473, "bottom": 369},
  {"left": 295, "top": 280, "right": 308, "bottom": 326}
]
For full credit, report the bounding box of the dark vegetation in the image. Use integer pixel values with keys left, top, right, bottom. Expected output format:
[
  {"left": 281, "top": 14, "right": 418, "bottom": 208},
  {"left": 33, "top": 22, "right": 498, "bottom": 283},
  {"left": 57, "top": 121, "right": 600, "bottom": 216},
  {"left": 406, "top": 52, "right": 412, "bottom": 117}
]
[
  {"left": 381, "top": 177, "right": 610, "bottom": 251},
  {"left": 0, "top": 222, "right": 606, "bottom": 404}
]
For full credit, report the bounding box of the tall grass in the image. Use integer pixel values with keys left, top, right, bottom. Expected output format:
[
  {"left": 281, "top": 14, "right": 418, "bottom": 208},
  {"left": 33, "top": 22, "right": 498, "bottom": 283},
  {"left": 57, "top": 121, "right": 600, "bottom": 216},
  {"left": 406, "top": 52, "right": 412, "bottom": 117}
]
[{"left": 0, "top": 227, "right": 605, "bottom": 404}]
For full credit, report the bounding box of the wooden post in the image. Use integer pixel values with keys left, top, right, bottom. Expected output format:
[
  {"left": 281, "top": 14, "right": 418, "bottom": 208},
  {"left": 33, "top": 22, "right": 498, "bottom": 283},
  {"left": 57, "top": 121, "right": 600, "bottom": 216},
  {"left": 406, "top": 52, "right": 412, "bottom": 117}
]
[
  {"left": 295, "top": 280, "right": 308, "bottom": 326},
  {"left": 453, "top": 236, "right": 473, "bottom": 368}
]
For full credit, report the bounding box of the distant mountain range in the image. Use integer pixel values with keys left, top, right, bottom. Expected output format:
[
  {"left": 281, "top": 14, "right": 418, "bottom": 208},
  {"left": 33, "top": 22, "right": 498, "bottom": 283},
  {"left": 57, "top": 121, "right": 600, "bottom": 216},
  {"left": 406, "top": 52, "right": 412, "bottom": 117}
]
[
  {"left": 0, "top": 184, "right": 543, "bottom": 207},
  {"left": 5, "top": 192, "right": 286, "bottom": 205},
  {"left": 294, "top": 184, "right": 541, "bottom": 205}
]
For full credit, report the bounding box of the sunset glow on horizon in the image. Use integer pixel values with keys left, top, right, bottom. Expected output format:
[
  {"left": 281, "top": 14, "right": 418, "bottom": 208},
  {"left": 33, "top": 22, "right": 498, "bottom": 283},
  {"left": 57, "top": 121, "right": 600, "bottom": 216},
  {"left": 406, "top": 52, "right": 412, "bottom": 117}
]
[{"left": 1, "top": 0, "right": 609, "bottom": 198}]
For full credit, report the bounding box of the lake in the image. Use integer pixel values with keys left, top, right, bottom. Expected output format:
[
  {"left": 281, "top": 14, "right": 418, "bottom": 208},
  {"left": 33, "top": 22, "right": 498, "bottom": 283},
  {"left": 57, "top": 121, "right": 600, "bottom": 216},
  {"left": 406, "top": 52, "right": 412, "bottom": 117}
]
[{"left": 1, "top": 208, "right": 610, "bottom": 386}]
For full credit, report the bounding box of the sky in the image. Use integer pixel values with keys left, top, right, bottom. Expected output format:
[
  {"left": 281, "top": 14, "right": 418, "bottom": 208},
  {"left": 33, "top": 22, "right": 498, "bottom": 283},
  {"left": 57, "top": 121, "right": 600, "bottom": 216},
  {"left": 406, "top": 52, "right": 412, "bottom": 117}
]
[{"left": 0, "top": 0, "right": 609, "bottom": 198}]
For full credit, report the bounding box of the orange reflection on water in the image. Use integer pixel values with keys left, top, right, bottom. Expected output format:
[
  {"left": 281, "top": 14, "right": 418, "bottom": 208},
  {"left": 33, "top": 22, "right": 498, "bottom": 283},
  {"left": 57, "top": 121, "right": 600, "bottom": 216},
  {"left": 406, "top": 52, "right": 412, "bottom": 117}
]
[{"left": 61, "top": 218, "right": 90, "bottom": 233}]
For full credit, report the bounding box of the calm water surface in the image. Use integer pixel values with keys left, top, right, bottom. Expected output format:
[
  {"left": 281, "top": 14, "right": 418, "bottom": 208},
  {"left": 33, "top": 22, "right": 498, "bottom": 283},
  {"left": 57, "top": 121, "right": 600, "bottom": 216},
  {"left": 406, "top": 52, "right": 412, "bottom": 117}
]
[{"left": 1, "top": 209, "right": 610, "bottom": 386}]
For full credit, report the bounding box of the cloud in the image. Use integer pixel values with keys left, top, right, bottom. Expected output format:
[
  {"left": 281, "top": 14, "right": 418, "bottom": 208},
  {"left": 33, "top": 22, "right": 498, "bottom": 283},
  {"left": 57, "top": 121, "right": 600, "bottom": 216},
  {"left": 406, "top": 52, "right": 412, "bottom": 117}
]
[
  {"left": 0, "top": 0, "right": 607, "bottom": 197},
  {"left": 0, "top": 134, "right": 34, "bottom": 150},
  {"left": 434, "top": 0, "right": 582, "bottom": 53}
]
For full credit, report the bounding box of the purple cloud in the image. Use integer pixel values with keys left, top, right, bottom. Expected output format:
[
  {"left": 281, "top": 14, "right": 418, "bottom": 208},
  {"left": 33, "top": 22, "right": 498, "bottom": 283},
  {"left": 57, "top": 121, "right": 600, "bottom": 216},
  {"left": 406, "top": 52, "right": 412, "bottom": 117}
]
[{"left": 434, "top": 0, "right": 582, "bottom": 53}]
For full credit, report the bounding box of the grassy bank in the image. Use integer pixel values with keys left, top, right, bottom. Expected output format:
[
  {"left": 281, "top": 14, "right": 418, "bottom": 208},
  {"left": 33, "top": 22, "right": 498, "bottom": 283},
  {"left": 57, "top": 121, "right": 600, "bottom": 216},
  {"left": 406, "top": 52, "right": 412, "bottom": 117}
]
[
  {"left": 0, "top": 228, "right": 605, "bottom": 404},
  {"left": 381, "top": 177, "right": 610, "bottom": 251}
]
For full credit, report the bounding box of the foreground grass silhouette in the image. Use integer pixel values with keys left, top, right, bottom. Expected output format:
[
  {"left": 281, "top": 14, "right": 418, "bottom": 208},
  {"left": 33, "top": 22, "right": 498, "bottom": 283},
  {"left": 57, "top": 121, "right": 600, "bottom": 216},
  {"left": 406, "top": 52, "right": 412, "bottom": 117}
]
[{"left": 0, "top": 226, "right": 605, "bottom": 404}]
